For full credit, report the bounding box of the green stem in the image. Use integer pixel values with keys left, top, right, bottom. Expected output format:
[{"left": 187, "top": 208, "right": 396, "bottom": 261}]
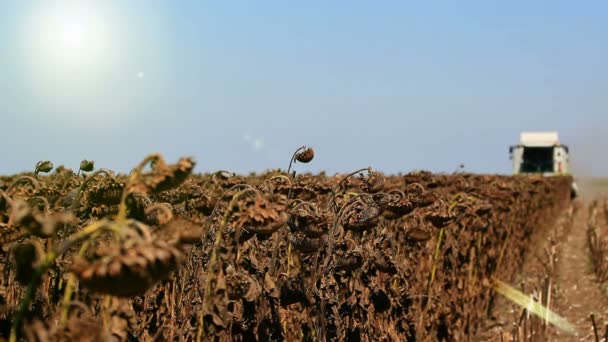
[
  {"left": 58, "top": 237, "right": 96, "bottom": 326},
  {"left": 418, "top": 226, "right": 446, "bottom": 331},
  {"left": 427, "top": 227, "right": 445, "bottom": 298},
  {"left": 59, "top": 274, "right": 77, "bottom": 325}
]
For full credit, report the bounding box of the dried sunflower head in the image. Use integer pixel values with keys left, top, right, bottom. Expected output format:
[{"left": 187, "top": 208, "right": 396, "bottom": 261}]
[
  {"left": 129, "top": 156, "right": 196, "bottom": 195},
  {"left": 334, "top": 248, "right": 364, "bottom": 273},
  {"left": 373, "top": 190, "right": 414, "bottom": 218},
  {"left": 424, "top": 200, "right": 455, "bottom": 228},
  {"left": 403, "top": 214, "right": 433, "bottom": 242},
  {"left": 90, "top": 204, "right": 119, "bottom": 218},
  {"left": 342, "top": 195, "right": 381, "bottom": 232},
  {"left": 35, "top": 160, "right": 54, "bottom": 174},
  {"left": 287, "top": 202, "right": 332, "bottom": 238},
  {"left": 360, "top": 170, "right": 385, "bottom": 193},
  {"left": 295, "top": 147, "right": 315, "bottom": 163},
  {"left": 263, "top": 176, "right": 292, "bottom": 195},
  {"left": 186, "top": 194, "right": 217, "bottom": 216},
  {"left": 0, "top": 222, "right": 23, "bottom": 245},
  {"left": 153, "top": 157, "right": 196, "bottom": 193},
  {"left": 212, "top": 171, "right": 244, "bottom": 189},
  {"left": 290, "top": 231, "right": 324, "bottom": 254},
  {"left": 232, "top": 191, "right": 288, "bottom": 236},
  {"left": 87, "top": 181, "right": 124, "bottom": 206},
  {"left": 71, "top": 239, "right": 184, "bottom": 297},
  {"left": 9, "top": 199, "right": 75, "bottom": 238},
  {"left": 226, "top": 264, "right": 261, "bottom": 302},
  {"left": 79, "top": 160, "right": 95, "bottom": 172}
]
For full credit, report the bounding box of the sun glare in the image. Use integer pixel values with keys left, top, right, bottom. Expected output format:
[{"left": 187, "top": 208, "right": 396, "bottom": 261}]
[
  {"left": 20, "top": 1, "right": 123, "bottom": 124},
  {"left": 22, "top": 2, "right": 118, "bottom": 80},
  {"left": 58, "top": 20, "right": 88, "bottom": 50}
]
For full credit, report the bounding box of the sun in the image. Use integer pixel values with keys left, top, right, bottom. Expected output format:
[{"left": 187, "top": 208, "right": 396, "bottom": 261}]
[
  {"left": 58, "top": 19, "right": 88, "bottom": 51},
  {"left": 20, "top": 1, "right": 124, "bottom": 125},
  {"left": 22, "top": 1, "right": 117, "bottom": 74}
]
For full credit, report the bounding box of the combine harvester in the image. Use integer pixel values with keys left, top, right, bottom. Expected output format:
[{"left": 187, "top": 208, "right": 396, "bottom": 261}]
[{"left": 509, "top": 131, "right": 578, "bottom": 197}]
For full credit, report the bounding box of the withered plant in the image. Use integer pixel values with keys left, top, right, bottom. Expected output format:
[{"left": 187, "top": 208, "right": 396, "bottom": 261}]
[{"left": 0, "top": 150, "right": 576, "bottom": 341}]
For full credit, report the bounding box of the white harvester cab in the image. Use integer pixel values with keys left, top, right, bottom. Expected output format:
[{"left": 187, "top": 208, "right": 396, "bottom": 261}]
[{"left": 510, "top": 132, "right": 571, "bottom": 175}]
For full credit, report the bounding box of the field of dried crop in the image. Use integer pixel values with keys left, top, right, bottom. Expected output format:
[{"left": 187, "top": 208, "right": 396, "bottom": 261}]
[
  {"left": 0, "top": 151, "right": 575, "bottom": 341},
  {"left": 588, "top": 198, "right": 608, "bottom": 295}
]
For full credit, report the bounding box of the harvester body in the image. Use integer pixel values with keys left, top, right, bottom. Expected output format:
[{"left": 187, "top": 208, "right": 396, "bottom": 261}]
[
  {"left": 510, "top": 132, "right": 570, "bottom": 175},
  {"left": 510, "top": 131, "right": 577, "bottom": 197}
]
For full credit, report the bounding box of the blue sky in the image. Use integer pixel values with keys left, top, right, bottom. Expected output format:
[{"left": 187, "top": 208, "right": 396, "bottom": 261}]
[{"left": 1, "top": 1, "right": 607, "bottom": 175}]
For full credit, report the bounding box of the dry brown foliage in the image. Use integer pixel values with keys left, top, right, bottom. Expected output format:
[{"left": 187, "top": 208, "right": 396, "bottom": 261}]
[{"left": 0, "top": 154, "right": 574, "bottom": 341}]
